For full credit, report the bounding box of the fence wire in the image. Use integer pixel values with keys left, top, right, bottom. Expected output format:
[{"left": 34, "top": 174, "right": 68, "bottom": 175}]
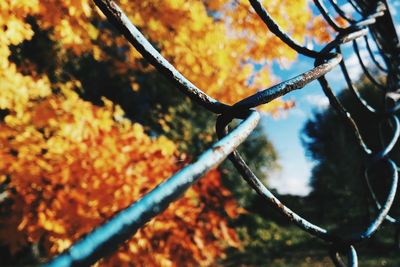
[{"left": 44, "top": 0, "right": 400, "bottom": 266}]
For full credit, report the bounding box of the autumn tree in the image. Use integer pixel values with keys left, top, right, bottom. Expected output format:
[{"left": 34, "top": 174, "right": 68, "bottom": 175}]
[{"left": 0, "top": 0, "right": 329, "bottom": 265}]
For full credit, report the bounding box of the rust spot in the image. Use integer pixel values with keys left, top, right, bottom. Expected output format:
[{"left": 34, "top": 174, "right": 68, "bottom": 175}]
[{"left": 212, "top": 146, "right": 223, "bottom": 152}]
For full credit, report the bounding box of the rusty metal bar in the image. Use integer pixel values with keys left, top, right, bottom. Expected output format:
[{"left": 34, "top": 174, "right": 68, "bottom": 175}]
[
  {"left": 44, "top": 112, "right": 259, "bottom": 267},
  {"left": 248, "top": 0, "right": 323, "bottom": 58},
  {"left": 92, "top": 0, "right": 230, "bottom": 115},
  {"left": 41, "top": 0, "right": 400, "bottom": 266},
  {"left": 233, "top": 54, "right": 342, "bottom": 110}
]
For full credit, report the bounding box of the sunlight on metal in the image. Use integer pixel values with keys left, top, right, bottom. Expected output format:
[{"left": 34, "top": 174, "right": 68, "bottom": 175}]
[
  {"left": 43, "top": 0, "right": 400, "bottom": 266},
  {"left": 44, "top": 112, "right": 259, "bottom": 267},
  {"left": 92, "top": 0, "right": 230, "bottom": 114}
]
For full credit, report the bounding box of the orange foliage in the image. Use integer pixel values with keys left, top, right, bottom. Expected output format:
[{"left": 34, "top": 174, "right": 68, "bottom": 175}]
[
  {"left": 0, "top": 0, "right": 328, "bottom": 115},
  {"left": 0, "top": 0, "right": 329, "bottom": 265},
  {"left": 111, "top": 0, "right": 330, "bottom": 111},
  {"left": 0, "top": 89, "right": 240, "bottom": 266}
]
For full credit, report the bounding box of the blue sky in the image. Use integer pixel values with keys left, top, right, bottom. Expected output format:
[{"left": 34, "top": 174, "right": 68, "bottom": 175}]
[{"left": 262, "top": 0, "right": 400, "bottom": 196}]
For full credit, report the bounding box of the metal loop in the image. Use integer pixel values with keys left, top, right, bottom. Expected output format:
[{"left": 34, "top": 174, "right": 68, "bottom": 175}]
[
  {"left": 364, "top": 35, "right": 388, "bottom": 73},
  {"left": 364, "top": 158, "right": 400, "bottom": 227},
  {"left": 349, "top": 158, "right": 398, "bottom": 242},
  {"left": 42, "top": 0, "right": 400, "bottom": 265},
  {"left": 313, "top": 0, "right": 346, "bottom": 32},
  {"left": 365, "top": 117, "right": 400, "bottom": 225},
  {"left": 93, "top": 0, "right": 230, "bottom": 114},
  {"left": 336, "top": 45, "right": 379, "bottom": 114},
  {"left": 216, "top": 114, "right": 397, "bottom": 245},
  {"left": 347, "top": 0, "right": 363, "bottom": 15},
  {"left": 369, "top": 115, "right": 400, "bottom": 162},
  {"left": 248, "top": 0, "right": 323, "bottom": 58},
  {"left": 329, "top": 245, "right": 358, "bottom": 267},
  {"left": 232, "top": 54, "right": 342, "bottom": 110},
  {"left": 318, "top": 27, "right": 368, "bottom": 56},
  {"left": 314, "top": 50, "right": 372, "bottom": 154},
  {"left": 353, "top": 39, "right": 386, "bottom": 90},
  {"left": 216, "top": 113, "right": 333, "bottom": 242}
]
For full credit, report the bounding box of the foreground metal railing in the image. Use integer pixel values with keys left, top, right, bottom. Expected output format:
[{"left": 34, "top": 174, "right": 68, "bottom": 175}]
[{"left": 45, "top": 0, "right": 400, "bottom": 266}]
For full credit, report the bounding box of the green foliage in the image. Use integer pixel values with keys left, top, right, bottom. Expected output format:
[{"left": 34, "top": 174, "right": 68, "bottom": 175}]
[
  {"left": 303, "top": 76, "right": 400, "bottom": 238},
  {"left": 220, "top": 124, "right": 279, "bottom": 208},
  {"left": 222, "top": 216, "right": 322, "bottom": 266}
]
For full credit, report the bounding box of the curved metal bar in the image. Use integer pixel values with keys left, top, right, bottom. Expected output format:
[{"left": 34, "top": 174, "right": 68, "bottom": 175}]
[
  {"left": 330, "top": 248, "right": 347, "bottom": 267},
  {"left": 314, "top": 59, "right": 372, "bottom": 154},
  {"left": 364, "top": 35, "right": 388, "bottom": 73},
  {"left": 367, "top": 10, "right": 385, "bottom": 20},
  {"left": 248, "top": 0, "right": 322, "bottom": 58},
  {"left": 55, "top": 0, "right": 399, "bottom": 265},
  {"left": 370, "top": 30, "right": 384, "bottom": 51},
  {"left": 368, "top": 2, "right": 386, "bottom": 19},
  {"left": 366, "top": 117, "right": 400, "bottom": 225},
  {"left": 328, "top": 0, "right": 356, "bottom": 23},
  {"left": 347, "top": 0, "right": 363, "bottom": 15},
  {"left": 369, "top": 30, "right": 386, "bottom": 57},
  {"left": 353, "top": 39, "right": 386, "bottom": 90},
  {"left": 314, "top": 0, "right": 384, "bottom": 33},
  {"left": 330, "top": 245, "right": 358, "bottom": 267},
  {"left": 366, "top": 178, "right": 400, "bottom": 225},
  {"left": 350, "top": 159, "right": 398, "bottom": 242},
  {"left": 44, "top": 111, "right": 260, "bottom": 267},
  {"left": 216, "top": 115, "right": 396, "bottom": 245},
  {"left": 313, "top": 0, "right": 345, "bottom": 32},
  {"left": 249, "top": 0, "right": 381, "bottom": 58},
  {"left": 216, "top": 114, "right": 333, "bottom": 241},
  {"left": 93, "top": 0, "right": 230, "bottom": 114},
  {"left": 348, "top": 0, "right": 386, "bottom": 18},
  {"left": 352, "top": 17, "right": 377, "bottom": 28},
  {"left": 315, "top": 33, "right": 375, "bottom": 155},
  {"left": 354, "top": 2, "right": 386, "bottom": 23},
  {"left": 336, "top": 46, "right": 378, "bottom": 114},
  {"left": 370, "top": 116, "right": 400, "bottom": 162},
  {"left": 319, "top": 27, "right": 368, "bottom": 55},
  {"left": 329, "top": 250, "right": 347, "bottom": 267},
  {"left": 233, "top": 54, "right": 342, "bottom": 110},
  {"left": 340, "top": 28, "right": 369, "bottom": 43},
  {"left": 364, "top": 159, "right": 400, "bottom": 229},
  {"left": 347, "top": 246, "right": 358, "bottom": 267}
]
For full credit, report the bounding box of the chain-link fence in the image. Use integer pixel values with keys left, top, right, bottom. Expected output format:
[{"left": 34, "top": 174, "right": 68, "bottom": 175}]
[{"left": 44, "top": 0, "right": 400, "bottom": 266}]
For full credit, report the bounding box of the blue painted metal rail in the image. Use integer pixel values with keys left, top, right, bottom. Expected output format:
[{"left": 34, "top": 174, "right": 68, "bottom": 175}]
[{"left": 44, "top": 0, "right": 400, "bottom": 266}]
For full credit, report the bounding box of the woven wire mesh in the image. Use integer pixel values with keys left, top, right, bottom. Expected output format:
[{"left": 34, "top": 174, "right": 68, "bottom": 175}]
[{"left": 44, "top": 0, "right": 400, "bottom": 266}]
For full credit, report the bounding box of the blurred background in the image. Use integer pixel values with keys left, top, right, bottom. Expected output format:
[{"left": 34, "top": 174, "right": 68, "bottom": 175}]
[{"left": 0, "top": 0, "right": 399, "bottom": 266}]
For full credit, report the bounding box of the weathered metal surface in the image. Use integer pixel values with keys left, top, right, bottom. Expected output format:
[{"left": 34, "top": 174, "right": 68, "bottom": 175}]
[
  {"left": 44, "top": 112, "right": 259, "bottom": 267},
  {"left": 249, "top": 0, "right": 322, "bottom": 58},
  {"left": 233, "top": 54, "right": 342, "bottom": 110},
  {"left": 92, "top": 0, "right": 230, "bottom": 114},
  {"left": 43, "top": 0, "right": 400, "bottom": 266}
]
